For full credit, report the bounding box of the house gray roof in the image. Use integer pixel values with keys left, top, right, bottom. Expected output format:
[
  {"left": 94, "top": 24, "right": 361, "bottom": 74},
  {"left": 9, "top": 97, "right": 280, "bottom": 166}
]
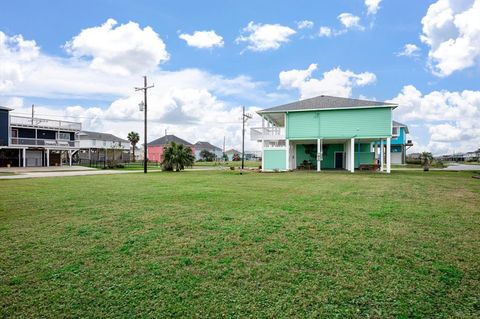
[
  {"left": 392, "top": 120, "right": 409, "bottom": 133},
  {"left": 79, "top": 131, "right": 129, "bottom": 143},
  {"left": 225, "top": 148, "right": 240, "bottom": 154},
  {"left": 194, "top": 141, "right": 222, "bottom": 151},
  {"left": 148, "top": 134, "right": 192, "bottom": 147},
  {"left": 0, "top": 106, "right": 13, "bottom": 111},
  {"left": 259, "top": 95, "right": 397, "bottom": 113}
]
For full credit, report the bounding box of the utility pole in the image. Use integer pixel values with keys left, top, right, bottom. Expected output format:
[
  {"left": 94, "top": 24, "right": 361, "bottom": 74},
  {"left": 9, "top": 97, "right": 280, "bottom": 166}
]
[
  {"left": 135, "top": 76, "right": 154, "bottom": 174},
  {"left": 241, "top": 106, "right": 252, "bottom": 170}
]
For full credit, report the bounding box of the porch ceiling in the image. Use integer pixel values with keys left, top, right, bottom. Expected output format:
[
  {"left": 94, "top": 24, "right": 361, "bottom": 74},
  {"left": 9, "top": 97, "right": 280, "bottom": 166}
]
[
  {"left": 261, "top": 112, "right": 284, "bottom": 127},
  {"left": 290, "top": 138, "right": 386, "bottom": 144}
]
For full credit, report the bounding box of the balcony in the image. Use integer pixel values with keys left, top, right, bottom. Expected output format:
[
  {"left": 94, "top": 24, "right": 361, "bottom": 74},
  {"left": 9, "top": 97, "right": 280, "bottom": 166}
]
[
  {"left": 10, "top": 115, "right": 82, "bottom": 131},
  {"left": 10, "top": 137, "right": 79, "bottom": 148},
  {"left": 250, "top": 127, "right": 285, "bottom": 141}
]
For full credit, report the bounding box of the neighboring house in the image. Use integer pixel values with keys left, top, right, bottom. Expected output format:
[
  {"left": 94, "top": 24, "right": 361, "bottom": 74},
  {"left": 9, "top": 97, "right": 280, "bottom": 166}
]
[
  {"left": 377, "top": 120, "right": 413, "bottom": 164},
  {"left": 225, "top": 149, "right": 241, "bottom": 161},
  {"left": 244, "top": 150, "right": 261, "bottom": 161},
  {"left": 464, "top": 149, "right": 480, "bottom": 161},
  {"left": 77, "top": 131, "right": 130, "bottom": 163},
  {"left": 251, "top": 95, "right": 398, "bottom": 173},
  {"left": 147, "top": 134, "right": 194, "bottom": 162},
  {"left": 0, "top": 106, "right": 81, "bottom": 167},
  {"left": 193, "top": 141, "right": 222, "bottom": 161}
]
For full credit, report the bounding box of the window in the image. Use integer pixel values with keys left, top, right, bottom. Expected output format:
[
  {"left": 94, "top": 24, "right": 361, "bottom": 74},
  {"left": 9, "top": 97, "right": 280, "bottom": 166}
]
[
  {"left": 58, "top": 132, "right": 70, "bottom": 140},
  {"left": 392, "top": 126, "right": 399, "bottom": 137}
]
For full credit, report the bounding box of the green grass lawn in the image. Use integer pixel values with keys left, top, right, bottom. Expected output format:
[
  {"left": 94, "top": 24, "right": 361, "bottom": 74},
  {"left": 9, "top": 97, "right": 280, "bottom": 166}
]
[
  {"left": 1, "top": 170, "right": 479, "bottom": 318},
  {"left": 194, "top": 160, "right": 260, "bottom": 168}
]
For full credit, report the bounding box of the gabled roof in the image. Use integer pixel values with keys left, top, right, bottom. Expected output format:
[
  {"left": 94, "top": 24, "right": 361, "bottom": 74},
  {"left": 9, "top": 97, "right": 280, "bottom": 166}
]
[
  {"left": 392, "top": 120, "right": 409, "bottom": 133},
  {"left": 148, "top": 134, "right": 192, "bottom": 147},
  {"left": 259, "top": 95, "right": 397, "bottom": 113},
  {"left": 225, "top": 148, "right": 241, "bottom": 154},
  {"left": 194, "top": 141, "right": 222, "bottom": 151},
  {"left": 79, "top": 131, "right": 129, "bottom": 143}
]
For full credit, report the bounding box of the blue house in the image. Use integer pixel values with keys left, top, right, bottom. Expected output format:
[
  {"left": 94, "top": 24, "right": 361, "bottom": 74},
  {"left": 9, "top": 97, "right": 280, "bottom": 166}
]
[
  {"left": 379, "top": 121, "right": 412, "bottom": 164},
  {"left": 0, "top": 106, "right": 81, "bottom": 167}
]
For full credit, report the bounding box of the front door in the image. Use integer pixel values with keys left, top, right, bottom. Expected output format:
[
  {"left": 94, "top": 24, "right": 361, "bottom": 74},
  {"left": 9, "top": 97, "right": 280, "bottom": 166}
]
[{"left": 335, "top": 152, "right": 344, "bottom": 169}]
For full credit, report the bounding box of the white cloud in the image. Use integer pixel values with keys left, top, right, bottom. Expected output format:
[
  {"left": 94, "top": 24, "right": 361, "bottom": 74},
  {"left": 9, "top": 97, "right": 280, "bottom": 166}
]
[
  {"left": 420, "top": 0, "right": 480, "bottom": 76},
  {"left": 64, "top": 18, "right": 169, "bottom": 76},
  {"left": 319, "top": 26, "right": 333, "bottom": 37},
  {"left": 179, "top": 30, "right": 224, "bottom": 49},
  {"left": 338, "top": 13, "right": 364, "bottom": 30},
  {"left": 279, "top": 64, "right": 376, "bottom": 99},
  {"left": 0, "top": 28, "right": 281, "bottom": 152},
  {"left": 365, "top": 0, "right": 382, "bottom": 15},
  {"left": 391, "top": 85, "right": 480, "bottom": 154},
  {"left": 236, "top": 21, "right": 296, "bottom": 52},
  {"left": 297, "top": 20, "right": 314, "bottom": 30},
  {"left": 0, "top": 31, "right": 40, "bottom": 91},
  {"left": 397, "top": 43, "right": 421, "bottom": 57}
]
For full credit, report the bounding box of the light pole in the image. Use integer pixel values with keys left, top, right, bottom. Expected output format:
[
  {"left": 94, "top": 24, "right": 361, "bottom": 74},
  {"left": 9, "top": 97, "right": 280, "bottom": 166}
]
[
  {"left": 241, "top": 106, "right": 252, "bottom": 170},
  {"left": 135, "top": 76, "right": 154, "bottom": 174}
]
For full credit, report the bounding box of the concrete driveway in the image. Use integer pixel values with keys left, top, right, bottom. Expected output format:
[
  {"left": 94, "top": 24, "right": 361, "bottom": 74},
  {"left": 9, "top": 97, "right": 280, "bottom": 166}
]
[{"left": 0, "top": 165, "right": 220, "bottom": 180}]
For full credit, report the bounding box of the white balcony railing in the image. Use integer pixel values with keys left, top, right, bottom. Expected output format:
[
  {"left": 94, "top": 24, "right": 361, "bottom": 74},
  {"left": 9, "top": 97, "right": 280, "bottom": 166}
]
[
  {"left": 10, "top": 116, "right": 82, "bottom": 131},
  {"left": 250, "top": 127, "right": 285, "bottom": 141},
  {"left": 10, "top": 137, "right": 79, "bottom": 148}
]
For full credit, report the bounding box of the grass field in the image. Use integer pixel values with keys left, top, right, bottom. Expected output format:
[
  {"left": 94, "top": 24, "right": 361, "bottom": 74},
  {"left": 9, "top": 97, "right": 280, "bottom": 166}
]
[{"left": 1, "top": 170, "right": 479, "bottom": 318}]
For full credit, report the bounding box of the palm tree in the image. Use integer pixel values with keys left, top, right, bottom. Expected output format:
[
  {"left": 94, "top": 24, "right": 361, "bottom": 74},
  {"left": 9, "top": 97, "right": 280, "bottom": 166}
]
[
  {"left": 127, "top": 131, "right": 140, "bottom": 162},
  {"left": 161, "top": 142, "right": 195, "bottom": 171},
  {"left": 420, "top": 151, "right": 433, "bottom": 171}
]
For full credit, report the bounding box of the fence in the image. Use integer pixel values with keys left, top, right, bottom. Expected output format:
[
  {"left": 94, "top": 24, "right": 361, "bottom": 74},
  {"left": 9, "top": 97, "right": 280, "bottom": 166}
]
[{"left": 75, "top": 159, "right": 161, "bottom": 169}]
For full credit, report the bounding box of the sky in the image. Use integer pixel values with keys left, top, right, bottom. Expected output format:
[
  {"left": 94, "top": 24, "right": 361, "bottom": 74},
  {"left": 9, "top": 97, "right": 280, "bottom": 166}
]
[{"left": 0, "top": 0, "right": 479, "bottom": 154}]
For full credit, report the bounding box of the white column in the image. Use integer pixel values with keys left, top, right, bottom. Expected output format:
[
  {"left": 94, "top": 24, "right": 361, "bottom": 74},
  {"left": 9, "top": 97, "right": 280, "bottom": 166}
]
[
  {"left": 317, "top": 139, "right": 321, "bottom": 172},
  {"left": 350, "top": 138, "right": 355, "bottom": 172},
  {"left": 68, "top": 150, "right": 72, "bottom": 166},
  {"left": 386, "top": 137, "right": 391, "bottom": 173},
  {"left": 345, "top": 141, "right": 350, "bottom": 171},
  {"left": 285, "top": 139, "right": 290, "bottom": 170},
  {"left": 46, "top": 149, "right": 50, "bottom": 167},
  {"left": 380, "top": 139, "right": 384, "bottom": 172},
  {"left": 22, "top": 148, "right": 26, "bottom": 167},
  {"left": 261, "top": 116, "right": 265, "bottom": 172},
  {"left": 374, "top": 143, "right": 378, "bottom": 160}
]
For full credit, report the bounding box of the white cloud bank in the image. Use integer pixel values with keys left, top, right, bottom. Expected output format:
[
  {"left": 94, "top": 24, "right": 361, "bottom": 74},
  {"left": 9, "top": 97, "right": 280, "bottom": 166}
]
[
  {"left": 236, "top": 21, "right": 296, "bottom": 52},
  {"left": 179, "top": 30, "right": 224, "bottom": 49},
  {"left": 420, "top": 0, "right": 480, "bottom": 76},
  {"left": 0, "top": 23, "right": 279, "bottom": 151},
  {"left": 279, "top": 64, "right": 376, "bottom": 99},
  {"left": 391, "top": 85, "right": 480, "bottom": 154}
]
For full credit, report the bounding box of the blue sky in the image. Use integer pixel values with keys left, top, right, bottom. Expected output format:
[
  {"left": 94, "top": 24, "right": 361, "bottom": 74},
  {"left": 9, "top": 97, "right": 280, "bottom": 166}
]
[{"left": 0, "top": 0, "right": 479, "bottom": 154}]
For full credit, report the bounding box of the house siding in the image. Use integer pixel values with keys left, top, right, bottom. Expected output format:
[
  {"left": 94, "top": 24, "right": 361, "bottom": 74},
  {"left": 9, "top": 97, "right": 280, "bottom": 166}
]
[
  {"left": 287, "top": 107, "right": 392, "bottom": 139},
  {"left": 264, "top": 149, "right": 286, "bottom": 170}
]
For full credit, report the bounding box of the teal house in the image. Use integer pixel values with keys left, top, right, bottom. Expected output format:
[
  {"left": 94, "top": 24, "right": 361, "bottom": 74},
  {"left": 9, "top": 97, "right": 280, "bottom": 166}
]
[
  {"left": 251, "top": 95, "right": 399, "bottom": 173},
  {"left": 388, "top": 121, "right": 413, "bottom": 164}
]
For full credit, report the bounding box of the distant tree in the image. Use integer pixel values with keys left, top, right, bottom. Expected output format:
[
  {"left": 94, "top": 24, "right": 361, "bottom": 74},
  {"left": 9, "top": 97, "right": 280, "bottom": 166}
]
[
  {"left": 127, "top": 131, "right": 140, "bottom": 162},
  {"left": 161, "top": 142, "right": 195, "bottom": 171},
  {"left": 200, "top": 149, "right": 215, "bottom": 162},
  {"left": 232, "top": 153, "right": 240, "bottom": 161},
  {"left": 222, "top": 153, "right": 228, "bottom": 161},
  {"left": 420, "top": 152, "right": 433, "bottom": 171}
]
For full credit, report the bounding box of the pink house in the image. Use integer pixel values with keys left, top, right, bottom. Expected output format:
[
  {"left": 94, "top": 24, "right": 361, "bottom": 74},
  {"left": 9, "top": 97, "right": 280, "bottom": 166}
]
[{"left": 147, "top": 135, "right": 194, "bottom": 162}]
